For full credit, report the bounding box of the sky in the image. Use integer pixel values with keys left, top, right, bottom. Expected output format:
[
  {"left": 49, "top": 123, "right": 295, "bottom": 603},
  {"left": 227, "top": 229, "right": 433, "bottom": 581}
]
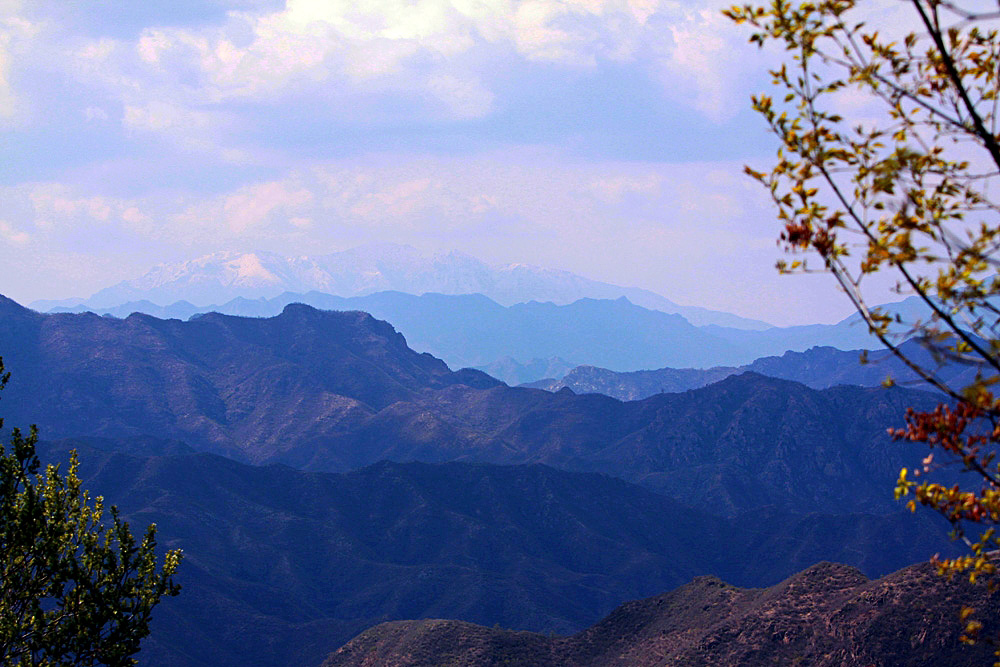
[{"left": 0, "top": 0, "right": 909, "bottom": 326}]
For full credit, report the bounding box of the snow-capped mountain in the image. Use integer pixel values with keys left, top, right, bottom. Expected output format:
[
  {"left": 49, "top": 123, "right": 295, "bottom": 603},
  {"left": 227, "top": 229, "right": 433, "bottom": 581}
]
[
  {"left": 82, "top": 251, "right": 336, "bottom": 307},
  {"left": 34, "top": 244, "right": 772, "bottom": 329}
]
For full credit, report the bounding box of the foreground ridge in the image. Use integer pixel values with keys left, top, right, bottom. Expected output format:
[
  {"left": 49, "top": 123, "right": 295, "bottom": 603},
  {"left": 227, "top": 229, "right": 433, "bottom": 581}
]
[{"left": 324, "top": 562, "right": 1000, "bottom": 667}]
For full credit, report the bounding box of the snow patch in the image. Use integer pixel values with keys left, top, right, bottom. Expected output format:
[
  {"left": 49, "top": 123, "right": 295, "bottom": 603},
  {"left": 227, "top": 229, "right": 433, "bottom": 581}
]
[{"left": 227, "top": 253, "right": 280, "bottom": 286}]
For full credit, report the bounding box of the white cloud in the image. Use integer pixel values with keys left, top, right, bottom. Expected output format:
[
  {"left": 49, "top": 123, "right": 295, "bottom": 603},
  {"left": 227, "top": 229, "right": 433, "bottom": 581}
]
[
  {"left": 76, "top": 36, "right": 117, "bottom": 63},
  {"left": 123, "top": 101, "right": 214, "bottom": 133},
  {"left": 58, "top": 0, "right": 766, "bottom": 134},
  {"left": 0, "top": 220, "right": 29, "bottom": 245},
  {"left": 350, "top": 177, "right": 438, "bottom": 219},
  {"left": 153, "top": 150, "right": 777, "bottom": 257},
  {"left": 508, "top": 0, "right": 664, "bottom": 64},
  {"left": 170, "top": 179, "right": 316, "bottom": 240},
  {"left": 28, "top": 186, "right": 115, "bottom": 222},
  {"left": 656, "top": 7, "right": 770, "bottom": 122},
  {"left": 0, "top": 40, "right": 15, "bottom": 120},
  {"left": 10, "top": 149, "right": 770, "bottom": 251},
  {"left": 121, "top": 206, "right": 148, "bottom": 225},
  {"left": 122, "top": 1, "right": 486, "bottom": 103},
  {"left": 512, "top": 1, "right": 580, "bottom": 63},
  {"left": 587, "top": 174, "right": 660, "bottom": 203},
  {"left": 2, "top": 0, "right": 885, "bottom": 151},
  {"left": 426, "top": 74, "right": 494, "bottom": 118},
  {"left": 221, "top": 180, "right": 314, "bottom": 233},
  {"left": 137, "top": 30, "right": 171, "bottom": 65},
  {"left": 21, "top": 185, "right": 155, "bottom": 241},
  {"left": 121, "top": 101, "right": 246, "bottom": 160},
  {"left": 0, "top": 14, "right": 43, "bottom": 124},
  {"left": 0, "top": 0, "right": 931, "bottom": 326}
]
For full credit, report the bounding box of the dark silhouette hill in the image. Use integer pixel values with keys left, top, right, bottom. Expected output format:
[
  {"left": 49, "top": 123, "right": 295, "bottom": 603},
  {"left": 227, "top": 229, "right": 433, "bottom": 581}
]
[
  {"left": 0, "top": 295, "right": 943, "bottom": 517},
  {"left": 35, "top": 440, "right": 963, "bottom": 667},
  {"left": 324, "top": 561, "right": 999, "bottom": 667}
]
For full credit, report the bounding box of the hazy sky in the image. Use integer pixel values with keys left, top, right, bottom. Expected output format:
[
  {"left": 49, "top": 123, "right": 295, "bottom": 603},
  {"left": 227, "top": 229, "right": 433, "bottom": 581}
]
[{"left": 0, "top": 0, "right": 909, "bottom": 325}]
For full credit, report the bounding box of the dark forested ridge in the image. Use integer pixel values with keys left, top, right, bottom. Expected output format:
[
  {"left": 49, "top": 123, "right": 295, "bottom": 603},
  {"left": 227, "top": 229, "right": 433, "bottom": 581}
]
[
  {"left": 324, "top": 561, "right": 998, "bottom": 667},
  {"left": 0, "top": 295, "right": 940, "bottom": 516},
  {"left": 38, "top": 440, "right": 962, "bottom": 667}
]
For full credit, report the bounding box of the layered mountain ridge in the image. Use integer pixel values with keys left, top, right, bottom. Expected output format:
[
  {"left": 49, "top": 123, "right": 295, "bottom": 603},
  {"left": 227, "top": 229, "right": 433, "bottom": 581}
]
[
  {"left": 526, "top": 341, "right": 981, "bottom": 399},
  {"left": 1, "top": 291, "right": 975, "bottom": 666},
  {"left": 38, "top": 440, "right": 963, "bottom": 667},
  {"left": 0, "top": 294, "right": 942, "bottom": 516},
  {"left": 35, "top": 289, "right": 930, "bottom": 377}
]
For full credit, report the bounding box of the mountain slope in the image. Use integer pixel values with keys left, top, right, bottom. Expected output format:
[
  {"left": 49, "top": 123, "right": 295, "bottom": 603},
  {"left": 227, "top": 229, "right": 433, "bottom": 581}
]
[
  {"left": 0, "top": 296, "right": 499, "bottom": 463},
  {"left": 324, "top": 561, "right": 998, "bottom": 667}
]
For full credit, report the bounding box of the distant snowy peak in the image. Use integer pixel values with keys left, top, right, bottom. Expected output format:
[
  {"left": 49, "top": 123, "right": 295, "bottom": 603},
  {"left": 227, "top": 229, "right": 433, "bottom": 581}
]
[
  {"left": 62, "top": 244, "right": 773, "bottom": 330},
  {"left": 215, "top": 253, "right": 281, "bottom": 286},
  {"left": 87, "top": 251, "right": 329, "bottom": 308},
  {"left": 135, "top": 252, "right": 283, "bottom": 288}
]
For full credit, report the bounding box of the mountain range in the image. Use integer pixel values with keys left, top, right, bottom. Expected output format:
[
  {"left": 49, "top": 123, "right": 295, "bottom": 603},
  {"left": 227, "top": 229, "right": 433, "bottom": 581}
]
[
  {"left": 28, "top": 245, "right": 771, "bottom": 329},
  {"left": 1, "top": 290, "right": 976, "bottom": 665},
  {"left": 0, "top": 294, "right": 943, "bottom": 517}
]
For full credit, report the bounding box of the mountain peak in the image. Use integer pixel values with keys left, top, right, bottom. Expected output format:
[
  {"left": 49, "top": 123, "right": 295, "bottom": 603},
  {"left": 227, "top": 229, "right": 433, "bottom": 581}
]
[
  {"left": 0, "top": 294, "right": 32, "bottom": 316},
  {"left": 226, "top": 252, "right": 281, "bottom": 285},
  {"left": 280, "top": 301, "right": 320, "bottom": 316}
]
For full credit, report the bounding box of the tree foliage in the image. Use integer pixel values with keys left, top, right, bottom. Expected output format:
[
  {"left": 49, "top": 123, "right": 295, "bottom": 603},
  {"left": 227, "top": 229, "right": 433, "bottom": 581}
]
[
  {"left": 0, "top": 357, "right": 182, "bottom": 666},
  {"left": 724, "top": 0, "right": 1000, "bottom": 647}
]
